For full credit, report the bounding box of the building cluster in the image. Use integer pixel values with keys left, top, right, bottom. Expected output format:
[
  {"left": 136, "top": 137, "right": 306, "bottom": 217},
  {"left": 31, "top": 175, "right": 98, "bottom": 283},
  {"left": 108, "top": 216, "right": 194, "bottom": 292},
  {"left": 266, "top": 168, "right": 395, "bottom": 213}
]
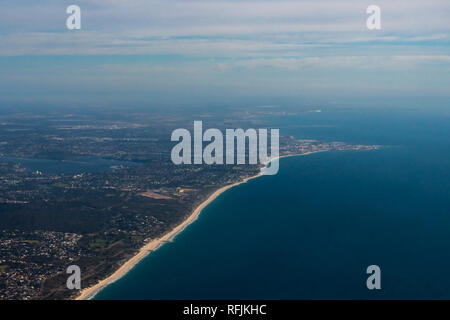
[{"left": 0, "top": 230, "right": 81, "bottom": 300}]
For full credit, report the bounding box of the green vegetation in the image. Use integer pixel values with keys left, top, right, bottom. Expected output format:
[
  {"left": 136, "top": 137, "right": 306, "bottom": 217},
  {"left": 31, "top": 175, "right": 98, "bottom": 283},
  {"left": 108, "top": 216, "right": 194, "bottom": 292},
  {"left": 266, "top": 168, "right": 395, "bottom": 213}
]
[
  {"left": 23, "top": 240, "right": 41, "bottom": 245},
  {"left": 54, "top": 183, "right": 70, "bottom": 188},
  {"left": 88, "top": 238, "right": 108, "bottom": 249}
]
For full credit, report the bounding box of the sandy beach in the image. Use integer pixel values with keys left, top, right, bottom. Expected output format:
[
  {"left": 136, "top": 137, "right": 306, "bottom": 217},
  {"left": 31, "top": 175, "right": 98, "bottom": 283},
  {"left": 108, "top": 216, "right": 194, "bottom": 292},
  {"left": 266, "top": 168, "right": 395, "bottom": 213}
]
[
  {"left": 76, "top": 153, "right": 312, "bottom": 300},
  {"left": 76, "top": 172, "right": 264, "bottom": 300}
]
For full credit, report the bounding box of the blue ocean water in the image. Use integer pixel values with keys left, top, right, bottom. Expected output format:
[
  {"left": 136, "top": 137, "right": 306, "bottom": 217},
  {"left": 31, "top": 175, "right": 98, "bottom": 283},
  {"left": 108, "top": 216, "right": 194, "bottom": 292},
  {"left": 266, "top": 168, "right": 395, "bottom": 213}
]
[{"left": 96, "top": 107, "right": 450, "bottom": 299}]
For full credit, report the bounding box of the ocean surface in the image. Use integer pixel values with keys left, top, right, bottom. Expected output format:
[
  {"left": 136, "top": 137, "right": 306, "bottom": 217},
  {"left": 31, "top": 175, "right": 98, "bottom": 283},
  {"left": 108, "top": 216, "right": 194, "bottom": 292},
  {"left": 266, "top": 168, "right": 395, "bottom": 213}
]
[{"left": 96, "top": 107, "right": 450, "bottom": 299}]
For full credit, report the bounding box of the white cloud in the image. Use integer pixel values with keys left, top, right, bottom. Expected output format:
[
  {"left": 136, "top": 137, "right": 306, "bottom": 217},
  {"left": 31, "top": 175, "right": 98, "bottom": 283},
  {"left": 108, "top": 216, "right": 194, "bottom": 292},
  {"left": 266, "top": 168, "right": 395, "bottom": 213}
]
[
  {"left": 0, "top": 0, "right": 448, "bottom": 100},
  {"left": 0, "top": 0, "right": 448, "bottom": 56}
]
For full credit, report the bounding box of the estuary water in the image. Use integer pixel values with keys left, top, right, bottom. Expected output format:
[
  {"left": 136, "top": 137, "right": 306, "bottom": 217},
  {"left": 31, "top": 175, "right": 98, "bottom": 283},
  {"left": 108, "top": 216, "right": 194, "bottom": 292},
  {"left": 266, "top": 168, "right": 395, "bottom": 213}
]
[
  {"left": 0, "top": 156, "right": 136, "bottom": 174},
  {"left": 96, "top": 107, "right": 450, "bottom": 299}
]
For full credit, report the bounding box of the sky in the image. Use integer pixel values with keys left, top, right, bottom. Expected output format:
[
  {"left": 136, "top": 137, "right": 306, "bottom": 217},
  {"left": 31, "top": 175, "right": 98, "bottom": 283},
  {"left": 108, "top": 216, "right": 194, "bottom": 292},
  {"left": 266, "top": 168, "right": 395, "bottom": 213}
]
[{"left": 0, "top": 0, "right": 448, "bottom": 108}]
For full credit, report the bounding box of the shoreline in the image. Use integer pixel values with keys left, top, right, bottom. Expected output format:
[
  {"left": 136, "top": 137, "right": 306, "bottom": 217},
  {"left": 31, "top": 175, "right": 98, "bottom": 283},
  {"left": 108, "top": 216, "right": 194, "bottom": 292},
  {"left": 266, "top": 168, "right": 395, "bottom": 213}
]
[{"left": 75, "top": 152, "right": 310, "bottom": 300}]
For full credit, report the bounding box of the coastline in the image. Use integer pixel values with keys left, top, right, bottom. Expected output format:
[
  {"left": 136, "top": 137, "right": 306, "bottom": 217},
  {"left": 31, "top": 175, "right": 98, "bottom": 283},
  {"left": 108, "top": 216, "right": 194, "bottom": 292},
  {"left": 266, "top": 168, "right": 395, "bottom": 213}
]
[{"left": 75, "top": 153, "right": 308, "bottom": 300}]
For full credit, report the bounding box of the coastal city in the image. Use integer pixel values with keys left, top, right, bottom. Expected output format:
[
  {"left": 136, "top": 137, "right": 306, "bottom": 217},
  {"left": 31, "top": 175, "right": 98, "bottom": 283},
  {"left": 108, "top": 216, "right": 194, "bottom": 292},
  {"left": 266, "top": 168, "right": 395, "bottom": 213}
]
[
  {"left": 0, "top": 0, "right": 448, "bottom": 312},
  {"left": 0, "top": 108, "right": 380, "bottom": 299}
]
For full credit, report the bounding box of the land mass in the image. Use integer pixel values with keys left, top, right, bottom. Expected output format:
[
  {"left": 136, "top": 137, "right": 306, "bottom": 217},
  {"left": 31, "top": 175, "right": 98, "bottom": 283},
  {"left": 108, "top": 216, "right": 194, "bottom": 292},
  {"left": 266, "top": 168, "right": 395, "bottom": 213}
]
[{"left": 0, "top": 107, "right": 380, "bottom": 299}]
